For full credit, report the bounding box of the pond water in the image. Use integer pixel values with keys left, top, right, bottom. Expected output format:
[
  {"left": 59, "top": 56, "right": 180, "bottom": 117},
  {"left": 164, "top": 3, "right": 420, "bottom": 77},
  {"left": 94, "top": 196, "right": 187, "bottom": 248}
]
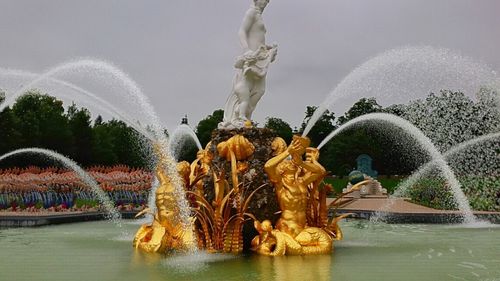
[{"left": 0, "top": 220, "right": 499, "bottom": 281}]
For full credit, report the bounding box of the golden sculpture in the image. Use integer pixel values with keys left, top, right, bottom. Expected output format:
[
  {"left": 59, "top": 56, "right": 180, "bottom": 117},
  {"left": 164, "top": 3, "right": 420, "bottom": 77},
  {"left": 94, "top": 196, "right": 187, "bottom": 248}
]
[
  {"left": 189, "top": 142, "right": 214, "bottom": 196},
  {"left": 134, "top": 136, "right": 259, "bottom": 254},
  {"left": 251, "top": 135, "right": 349, "bottom": 256},
  {"left": 217, "top": 135, "right": 255, "bottom": 162},
  {"left": 133, "top": 134, "right": 358, "bottom": 256},
  {"left": 189, "top": 134, "right": 258, "bottom": 253},
  {"left": 132, "top": 0, "right": 359, "bottom": 256},
  {"left": 133, "top": 162, "right": 196, "bottom": 253},
  {"left": 217, "top": 135, "right": 255, "bottom": 191},
  {"left": 271, "top": 137, "right": 287, "bottom": 156},
  {"left": 176, "top": 160, "right": 191, "bottom": 187}
]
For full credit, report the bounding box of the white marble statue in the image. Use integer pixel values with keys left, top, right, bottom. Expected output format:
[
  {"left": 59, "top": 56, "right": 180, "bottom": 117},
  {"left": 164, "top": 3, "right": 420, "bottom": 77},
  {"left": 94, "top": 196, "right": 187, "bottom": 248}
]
[{"left": 219, "top": 0, "right": 278, "bottom": 129}]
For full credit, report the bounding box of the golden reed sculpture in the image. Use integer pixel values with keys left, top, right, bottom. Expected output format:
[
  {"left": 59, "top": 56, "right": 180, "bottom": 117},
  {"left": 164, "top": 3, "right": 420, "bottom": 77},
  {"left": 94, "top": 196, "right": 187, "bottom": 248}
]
[
  {"left": 134, "top": 134, "right": 356, "bottom": 256},
  {"left": 191, "top": 135, "right": 258, "bottom": 253}
]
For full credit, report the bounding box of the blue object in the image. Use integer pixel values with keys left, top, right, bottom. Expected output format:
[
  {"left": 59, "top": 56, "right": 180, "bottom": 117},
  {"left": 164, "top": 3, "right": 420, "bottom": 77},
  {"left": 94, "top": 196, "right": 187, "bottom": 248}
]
[
  {"left": 348, "top": 170, "right": 365, "bottom": 185},
  {"left": 356, "top": 154, "right": 378, "bottom": 178}
]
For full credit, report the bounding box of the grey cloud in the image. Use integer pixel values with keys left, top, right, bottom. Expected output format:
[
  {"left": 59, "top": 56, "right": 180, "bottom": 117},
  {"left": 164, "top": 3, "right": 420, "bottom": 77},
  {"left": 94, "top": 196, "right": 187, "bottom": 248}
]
[{"left": 1, "top": 0, "right": 499, "bottom": 131}]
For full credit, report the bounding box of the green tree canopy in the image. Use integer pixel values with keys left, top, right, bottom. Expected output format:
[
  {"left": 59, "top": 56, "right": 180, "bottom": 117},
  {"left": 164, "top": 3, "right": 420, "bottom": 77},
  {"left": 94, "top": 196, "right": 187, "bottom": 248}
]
[
  {"left": 66, "top": 104, "right": 93, "bottom": 166},
  {"left": 2, "top": 89, "right": 497, "bottom": 177},
  {"left": 11, "top": 91, "right": 73, "bottom": 155},
  {"left": 91, "top": 122, "right": 118, "bottom": 166},
  {"left": 337, "top": 97, "right": 382, "bottom": 125},
  {"left": 390, "top": 90, "right": 500, "bottom": 151},
  {"left": 0, "top": 92, "right": 149, "bottom": 169},
  {"left": 264, "top": 117, "right": 293, "bottom": 143},
  {"left": 0, "top": 91, "right": 21, "bottom": 156},
  {"left": 196, "top": 109, "right": 224, "bottom": 147},
  {"left": 299, "top": 106, "right": 336, "bottom": 147},
  {"left": 91, "top": 119, "right": 148, "bottom": 167},
  {"left": 173, "top": 138, "right": 198, "bottom": 163}
]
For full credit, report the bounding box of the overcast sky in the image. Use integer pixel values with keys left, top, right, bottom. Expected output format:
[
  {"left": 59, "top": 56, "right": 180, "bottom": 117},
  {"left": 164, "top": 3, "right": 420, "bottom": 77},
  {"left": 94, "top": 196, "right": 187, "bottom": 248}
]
[{"left": 1, "top": 0, "right": 499, "bottom": 132}]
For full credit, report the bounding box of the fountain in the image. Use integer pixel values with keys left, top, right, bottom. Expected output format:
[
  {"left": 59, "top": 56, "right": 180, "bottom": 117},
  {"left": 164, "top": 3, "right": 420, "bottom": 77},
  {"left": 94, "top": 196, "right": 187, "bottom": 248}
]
[
  {"left": 168, "top": 122, "right": 202, "bottom": 161},
  {"left": 317, "top": 113, "right": 476, "bottom": 223},
  {"left": 367, "top": 132, "right": 500, "bottom": 223},
  {"left": 0, "top": 148, "right": 121, "bottom": 224},
  {"left": 0, "top": 68, "right": 155, "bottom": 141},
  {"left": 302, "top": 46, "right": 500, "bottom": 137},
  {"left": 395, "top": 132, "right": 500, "bottom": 199},
  {"left": 129, "top": 0, "right": 357, "bottom": 255},
  {"left": 0, "top": 58, "right": 195, "bottom": 245},
  {"left": 1, "top": 0, "right": 500, "bottom": 280}
]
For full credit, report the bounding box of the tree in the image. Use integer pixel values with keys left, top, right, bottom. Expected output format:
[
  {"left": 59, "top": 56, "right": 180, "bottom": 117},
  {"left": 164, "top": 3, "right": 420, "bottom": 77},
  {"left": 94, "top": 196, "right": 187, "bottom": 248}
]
[
  {"left": 394, "top": 90, "right": 500, "bottom": 151},
  {"left": 383, "top": 103, "right": 406, "bottom": 117},
  {"left": 320, "top": 123, "right": 427, "bottom": 176},
  {"left": 476, "top": 87, "right": 500, "bottom": 135},
  {"left": 337, "top": 97, "right": 382, "bottom": 125},
  {"left": 66, "top": 104, "right": 93, "bottom": 166},
  {"left": 91, "top": 122, "right": 118, "bottom": 165},
  {"left": 107, "top": 119, "right": 147, "bottom": 167},
  {"left": 94, "top": 115, "right": 103, "bottom": 126},
  {"left": 299, "top": 106, "right": 336, "bottom": 147},
  {"left": 0, "top": 91, "right": 21, "bottom": 158},
  {"left": 1, "top": 91, "right": 153, "bottom": 168},
  {"left": 196, "top": 109, "right": 224, "bottom": 147},
  {"left": 91, "top": 119, "right": 148, "bottom": 167},
  {"left": 11, "top": 91, "right": 73, "bottom": 156},
  {"left": 173, "top": 138, "right": 198, "bottom": 163},
  {"left": 314, "top": 97, "right": 423, "bottom": 176},
  {"left": 264, "top": 117, "right": 293, "bottom": 143},
  {"left": 320, "top": 127, "right": 383, "bottom": 176}
]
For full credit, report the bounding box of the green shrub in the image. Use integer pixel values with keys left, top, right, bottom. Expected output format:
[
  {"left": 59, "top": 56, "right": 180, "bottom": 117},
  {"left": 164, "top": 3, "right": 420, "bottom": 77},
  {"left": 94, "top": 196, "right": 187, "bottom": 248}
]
[
  {"left": 74, "top": 198, "right": 99, "bottom": 209},
  {"left": 405, "top": 178, "right": 458, "bottom": 210},
  {"left": 401, "top": 176, "right": 500, "bottom": 211}
]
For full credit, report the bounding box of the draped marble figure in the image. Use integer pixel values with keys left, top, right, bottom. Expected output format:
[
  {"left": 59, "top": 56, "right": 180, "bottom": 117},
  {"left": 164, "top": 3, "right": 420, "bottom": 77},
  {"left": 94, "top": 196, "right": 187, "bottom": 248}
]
[{"left": 219, "top": 0, "right": 277, "bottom": 129}]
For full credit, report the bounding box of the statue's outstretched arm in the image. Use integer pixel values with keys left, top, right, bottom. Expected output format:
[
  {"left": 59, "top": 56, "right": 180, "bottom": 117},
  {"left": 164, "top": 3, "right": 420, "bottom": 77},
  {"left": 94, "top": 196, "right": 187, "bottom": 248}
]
[
  {"left": 264, "top": 150, "right": 290, "bottom": 182},
  {"left": 293, "top": 157, "right": 326, "bottom": 186}
]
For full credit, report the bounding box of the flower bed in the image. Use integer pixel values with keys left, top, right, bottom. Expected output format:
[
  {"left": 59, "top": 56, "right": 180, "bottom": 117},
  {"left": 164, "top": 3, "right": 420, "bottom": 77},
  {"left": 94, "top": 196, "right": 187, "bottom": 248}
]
[{"left": 0, "top": 166, "right": 152, "bottom": 212}]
